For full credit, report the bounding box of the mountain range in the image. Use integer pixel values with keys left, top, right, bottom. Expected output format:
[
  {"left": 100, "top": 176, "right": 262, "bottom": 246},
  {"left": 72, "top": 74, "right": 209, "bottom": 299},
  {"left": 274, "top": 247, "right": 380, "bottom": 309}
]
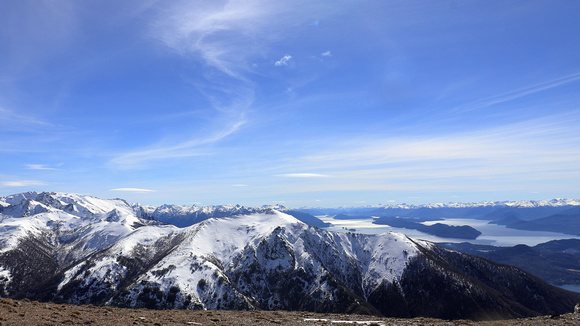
[
  {"left": 0, "top": 191, "right": 579, "bottom": 320},
  {"left": 489, "top": 210, "right": 580, "bottom": 236},
  {"left": 299, "top": 198, "right": 580, "bottom": 221},
  {"left": 132, "top": 202, "right": 330, "bottom": 228}
]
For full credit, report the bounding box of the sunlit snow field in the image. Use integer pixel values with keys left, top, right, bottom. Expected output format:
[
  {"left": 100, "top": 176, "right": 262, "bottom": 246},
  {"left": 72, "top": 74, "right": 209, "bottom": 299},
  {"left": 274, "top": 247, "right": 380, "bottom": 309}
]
[{"left": 319, "top": 216, "right": 579, "bottom": 247}]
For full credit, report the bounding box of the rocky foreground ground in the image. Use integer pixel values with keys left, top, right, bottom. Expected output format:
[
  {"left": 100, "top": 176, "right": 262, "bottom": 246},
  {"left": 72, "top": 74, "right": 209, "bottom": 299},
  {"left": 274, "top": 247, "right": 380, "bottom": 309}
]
[{"left": 0, "top": 298, "right": 579, "bottom": 326}]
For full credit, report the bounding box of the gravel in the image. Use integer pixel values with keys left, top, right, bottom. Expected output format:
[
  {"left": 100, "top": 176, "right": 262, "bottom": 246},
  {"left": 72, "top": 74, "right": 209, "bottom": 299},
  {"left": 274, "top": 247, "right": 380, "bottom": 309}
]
[{"left": 0, "top": 298, "right": 579, "bottom": 326}]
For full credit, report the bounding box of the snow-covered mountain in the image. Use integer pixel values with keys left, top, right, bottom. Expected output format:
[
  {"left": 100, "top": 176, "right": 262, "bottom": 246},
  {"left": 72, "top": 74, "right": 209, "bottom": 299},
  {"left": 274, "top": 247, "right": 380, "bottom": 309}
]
[
  {"left": 132, "top": 202, "right": 329, "bottom": 228},
  {"left": 374, "top": 198, "right": 580, "bottom": 209},
  {"left": 54, "top": 211, "right": 417, "bottom": 311},
  {"left": 0, "top": 192, "right": 578, "bottom": 320},
  {"left": 0, "top": 192, "right": 162, "bottom": 292},
  {"left": 133, "top": 202, "right": 272, "bottom": 227},
  {"left": 131, "top": 198, "right": 580, "bottom": 228}
]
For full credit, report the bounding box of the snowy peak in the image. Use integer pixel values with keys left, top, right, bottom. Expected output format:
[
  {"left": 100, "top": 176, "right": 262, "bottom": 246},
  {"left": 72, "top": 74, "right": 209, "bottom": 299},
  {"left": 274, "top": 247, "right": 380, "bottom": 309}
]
[
  {"left": 203, "top": 209, "right": 304, "bottom": 230},
  {"left": 0, "top": 198, "right": 53, "bottom": 218},
  {"left": 140, "top": 202, "right": 289, "bottom": 227},
  {"left": 185, "top": 210, "right": 306, "bottom": 259},
  {"left": 503, "top": 198, "right": 580, "bottom": 207},
  {"left": 0, "top": 191, "right": 40, "bottom": 206},
  {"left": 0, "top": 192, "right": 162, "bottom": 259},
  {"left": 0, "top": 192, "right": 578, "bottom": 319},
  {"left": 53, "top": 209, "right": 420, "bottom": 313},
  {"left": 0, "top": 192, "right": 135, "bottom": 220},
  {"left": 382, "top": 198, "right": 580, "bottom": 209}
]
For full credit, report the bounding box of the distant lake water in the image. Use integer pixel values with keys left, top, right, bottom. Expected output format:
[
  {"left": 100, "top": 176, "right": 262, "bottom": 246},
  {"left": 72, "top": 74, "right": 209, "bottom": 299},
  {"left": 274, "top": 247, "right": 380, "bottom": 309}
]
[
  {"left": 319, "top": 216, "right": 580, "bottom": 247},
  {"left": 557, "top": 284, "right": 580, "bottom": 293}
]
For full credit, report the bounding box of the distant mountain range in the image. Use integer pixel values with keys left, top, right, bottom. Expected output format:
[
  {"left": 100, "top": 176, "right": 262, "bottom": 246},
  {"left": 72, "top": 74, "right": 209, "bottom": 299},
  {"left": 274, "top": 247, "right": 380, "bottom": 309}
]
[
  {"left": 301, "top": 199, "right": 579, "bottom": 219},
  {"left": 296, "top": 198, "right": 580, "bottom": 238},
  {"left": 489, "top": 210, "right": 580, "bottom": 236},
  {"left": 128, "top": 197, "right": 580, "bottom": 239},
  {"left": 300, "top": 198, "right": 580, "bottom": 214},
  {"left": 0, "top": 192, "right": 579, "bottom": 320},
  {"left": 132, "top": 202, "right": 330, "bottom": 228}
]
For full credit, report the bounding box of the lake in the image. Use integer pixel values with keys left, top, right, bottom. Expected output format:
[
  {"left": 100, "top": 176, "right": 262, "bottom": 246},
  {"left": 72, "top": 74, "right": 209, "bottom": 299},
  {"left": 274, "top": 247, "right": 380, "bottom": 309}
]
[
  {"left": 557, "top": 284, "right": 580, "bottom": 293},
  {"left": 319, "top": 216, "right": 580, "bottom": 247}
]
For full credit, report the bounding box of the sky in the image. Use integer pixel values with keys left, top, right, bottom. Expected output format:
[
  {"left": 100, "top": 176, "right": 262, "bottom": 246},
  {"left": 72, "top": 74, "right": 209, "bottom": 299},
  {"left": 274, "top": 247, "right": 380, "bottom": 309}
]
[{"left": 1, "top": 0, "right": 580, "bottom": 207}]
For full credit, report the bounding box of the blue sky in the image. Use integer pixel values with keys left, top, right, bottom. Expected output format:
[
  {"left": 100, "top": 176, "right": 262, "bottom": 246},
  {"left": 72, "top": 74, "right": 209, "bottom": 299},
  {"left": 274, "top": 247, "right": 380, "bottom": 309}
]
[{"left": 1, "top": 0, "right": 580, "bottom": 207}]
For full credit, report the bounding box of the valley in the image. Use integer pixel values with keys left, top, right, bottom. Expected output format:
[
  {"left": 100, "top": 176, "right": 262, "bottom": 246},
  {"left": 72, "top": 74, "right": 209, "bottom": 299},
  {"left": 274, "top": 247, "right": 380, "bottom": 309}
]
[{"left": 0, "top": 192, "right": 579, "bottom": 321}]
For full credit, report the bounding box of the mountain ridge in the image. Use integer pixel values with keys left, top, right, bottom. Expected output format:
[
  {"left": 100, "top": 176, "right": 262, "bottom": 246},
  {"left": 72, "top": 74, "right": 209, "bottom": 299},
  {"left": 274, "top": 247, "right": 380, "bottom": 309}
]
[{"left": 0, "top": 191, "right": 579, "bottom": 320}]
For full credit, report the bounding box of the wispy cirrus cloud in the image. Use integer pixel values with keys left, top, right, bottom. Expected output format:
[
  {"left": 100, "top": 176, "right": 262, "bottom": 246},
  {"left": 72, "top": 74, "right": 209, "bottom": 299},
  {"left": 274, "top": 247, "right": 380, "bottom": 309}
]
[
  {"left": 456, "top": 72, "right": 580, "bottom": 112},
  {"left": 2, "top": 180, "right": 47, "bottom": 187},
  {"left": 152, "top": 0, "right": 284, "bottom": 78},
  {"left": 267, "top": 112, "right": 580, "bottom": 194},
  {"left": 109, "top": 188, "right": 156, "bottom": 193},
  {"left": 0, "top": 107, "right": 55, "bottom": 133},
  {"left": 277, "top": 173, "right": 332, "bottom": 178},
  {"left": 111, "top": 1, "right": 290, "bottom": 168},
  {"left": 110, "top": 118, "right": 246, "bottom": 168},
  {"left": 0, "top": 105, "right": 73, "bottom": 155},
  {"left": 113, "top": 1, "right": 345, "bottom": 169},
  {"left": 25, "top": 164, "right": 61, "bottom": 171}
]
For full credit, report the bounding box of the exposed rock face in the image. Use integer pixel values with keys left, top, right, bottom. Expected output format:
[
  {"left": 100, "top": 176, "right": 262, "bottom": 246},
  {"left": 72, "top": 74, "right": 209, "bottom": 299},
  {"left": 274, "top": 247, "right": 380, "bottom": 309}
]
[{"left": 0, "top": 192, "right": 579, "bottom": 320}]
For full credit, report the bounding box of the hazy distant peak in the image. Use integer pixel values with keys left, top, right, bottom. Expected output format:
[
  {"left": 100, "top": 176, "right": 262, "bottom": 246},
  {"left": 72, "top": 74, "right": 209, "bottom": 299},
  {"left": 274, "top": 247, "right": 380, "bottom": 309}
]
[{"left": 376, "top": 198, "right": 580, "bottom": 210}]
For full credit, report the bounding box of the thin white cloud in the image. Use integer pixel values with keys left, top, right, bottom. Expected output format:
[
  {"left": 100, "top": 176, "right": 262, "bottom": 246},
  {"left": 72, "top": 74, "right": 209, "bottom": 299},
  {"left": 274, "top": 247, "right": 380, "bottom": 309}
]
[
  {"left": 110, "top": 188, "right": 156, "bottom": 193},
  {"left": 134, "top": 2, "right": 347, "bottom": 169},
  {"left": 152, "top": 1, "right": 291, "bottom": 78},
  {"left": 2, "top": 180, "right": 47, "bottom": 187},
  {"left": 300, "top": 113, "right": 580, "bottom": 170},
  {"left": 266, "top": 112, "right": 580, "bottom": 194},
  {"left": 274, "top": 54, "right": 292, "bottom": 66},
  {"left": 457, "top": 72, "right": 580, "bottom": 112},
  {"left": 321, "top": 51, "right": 332, "bottom": 57},
  {"left": 118, "top": 1, "right": 291, "bottom": 168},
  {"left": 110, "top": 118, "right": 246, "bottom": 168},
  {"left": 232, "top": 184, "right": 249, "bottom": 187},
  {"left": 0, "top": 108, "right": 59, "bottom": 137},
  {"left": 25, "top": 164, "right": 59, "bottom": 171},
  {"left": 277, "top": 173, "right": 331, "bottom": 178}
]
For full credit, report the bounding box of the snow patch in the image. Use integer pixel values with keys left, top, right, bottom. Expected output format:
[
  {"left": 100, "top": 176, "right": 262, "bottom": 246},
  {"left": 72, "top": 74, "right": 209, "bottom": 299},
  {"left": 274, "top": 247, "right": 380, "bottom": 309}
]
[{"left": 0, "top": 266, "right": 11, "bottom": 283}]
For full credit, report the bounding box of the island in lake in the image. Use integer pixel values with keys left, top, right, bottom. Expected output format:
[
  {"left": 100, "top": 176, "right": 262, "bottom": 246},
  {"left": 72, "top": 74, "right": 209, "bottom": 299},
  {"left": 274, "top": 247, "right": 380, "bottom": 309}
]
[{"left": 373, "top": 216, "right": 482, "bottom": 240}]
